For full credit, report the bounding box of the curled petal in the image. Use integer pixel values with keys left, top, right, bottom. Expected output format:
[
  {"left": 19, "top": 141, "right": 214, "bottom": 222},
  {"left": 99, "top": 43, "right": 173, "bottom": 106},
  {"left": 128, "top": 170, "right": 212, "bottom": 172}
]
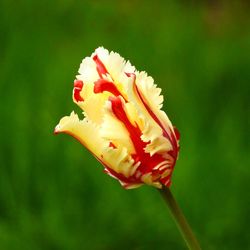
[
  {"left": 55, "top": 113, "right": 139, "bottom": 181},
  {"left": 54, "top": 112, "right": 106, "bottom": 158}
]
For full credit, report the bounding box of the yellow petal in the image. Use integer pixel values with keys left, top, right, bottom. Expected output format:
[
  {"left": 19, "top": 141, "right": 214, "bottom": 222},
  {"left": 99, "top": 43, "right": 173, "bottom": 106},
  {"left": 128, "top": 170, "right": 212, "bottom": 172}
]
[
  {"left": 102, "top": 146, "right": 140, "bottom": 178},
  {"left": 80, "top": 92, "right": 109, "bottom": 125},
  {"left": 54, "top": 112, "right": 106, "bottom": 158},
  {"left": 55, "top": 112, "right": 139, "bottom": 179}
]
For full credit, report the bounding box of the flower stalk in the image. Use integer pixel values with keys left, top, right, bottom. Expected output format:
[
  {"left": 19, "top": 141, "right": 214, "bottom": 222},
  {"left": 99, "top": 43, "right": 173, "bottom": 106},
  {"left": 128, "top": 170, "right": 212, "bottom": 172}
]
[{"left": 159, "top": 187, "right": 201, "bottom": 250}]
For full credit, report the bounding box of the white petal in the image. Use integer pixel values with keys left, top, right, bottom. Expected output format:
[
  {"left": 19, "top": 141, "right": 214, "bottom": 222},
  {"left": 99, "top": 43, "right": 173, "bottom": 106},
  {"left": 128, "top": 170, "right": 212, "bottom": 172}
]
[{"left": 77, "top": 57, "right": 99, "bottom": 84}]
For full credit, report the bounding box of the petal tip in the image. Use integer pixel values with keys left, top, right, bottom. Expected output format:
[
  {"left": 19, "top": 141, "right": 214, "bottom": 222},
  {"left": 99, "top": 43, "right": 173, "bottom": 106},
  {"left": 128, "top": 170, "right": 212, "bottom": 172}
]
[{"left": 54, "top": 125, "right": 61, "bottom": 135}]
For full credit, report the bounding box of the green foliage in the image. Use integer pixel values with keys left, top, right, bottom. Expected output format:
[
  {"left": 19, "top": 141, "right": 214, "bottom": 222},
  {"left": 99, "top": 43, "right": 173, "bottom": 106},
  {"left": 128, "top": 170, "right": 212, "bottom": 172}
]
[{"left": 0, "top": 0, "right": 249, "bottom": 249}]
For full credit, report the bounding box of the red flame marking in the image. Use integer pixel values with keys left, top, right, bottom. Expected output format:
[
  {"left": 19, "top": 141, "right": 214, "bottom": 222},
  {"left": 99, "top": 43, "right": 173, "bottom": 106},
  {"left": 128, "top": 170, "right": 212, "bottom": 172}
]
[
  {"left": 131, "top": 75, "right": 179, "bottom": 160},
  {"left": 93, "top": 54, "right": 108, "bottom": 78},
  {"left": 94, "top": 79, "right": 127, "bottom": 101},
  {"left": 73, "top": 80, "right": 84, "bottom": 102},
  {"left": 55, "top": 125, "right": 141, "bottom": 187},
  {"left": 109, "top": 142, "right": 116, "bottom": 148},
  {"left": 174, "top": 127, "right": 180, "bottom": 141},
  {"left": 109, "top": 96, "right": 167, "bottom": 178}
]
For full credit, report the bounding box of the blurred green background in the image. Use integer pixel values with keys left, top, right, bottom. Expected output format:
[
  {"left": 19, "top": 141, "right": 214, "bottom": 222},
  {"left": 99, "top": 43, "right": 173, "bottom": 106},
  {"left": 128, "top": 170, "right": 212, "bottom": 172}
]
[{"left": 0, "top": 0, "right": 249, "bottom": 249}]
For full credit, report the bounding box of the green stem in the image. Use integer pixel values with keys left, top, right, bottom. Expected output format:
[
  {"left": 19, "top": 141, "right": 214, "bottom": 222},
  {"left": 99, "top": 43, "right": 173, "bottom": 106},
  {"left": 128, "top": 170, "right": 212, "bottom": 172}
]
[{"left": 159, "top": 187, "right": 201, "bottom": 250}]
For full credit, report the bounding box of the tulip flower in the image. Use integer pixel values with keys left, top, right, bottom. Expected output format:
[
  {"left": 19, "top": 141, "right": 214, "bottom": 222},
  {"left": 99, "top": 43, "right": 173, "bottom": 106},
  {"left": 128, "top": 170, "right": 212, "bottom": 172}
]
[
  {"left": 54, "top": 47, "right": 200, "bottom": 250},
  {"left": 55, "top": 47, "right": 180, "bottom": 189}
]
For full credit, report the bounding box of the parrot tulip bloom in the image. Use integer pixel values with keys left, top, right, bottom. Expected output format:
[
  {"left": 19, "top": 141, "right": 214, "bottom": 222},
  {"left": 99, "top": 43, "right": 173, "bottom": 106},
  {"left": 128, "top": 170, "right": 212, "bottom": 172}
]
[{"left": 55, "top": 47, "right": 180, "bottom": 189}]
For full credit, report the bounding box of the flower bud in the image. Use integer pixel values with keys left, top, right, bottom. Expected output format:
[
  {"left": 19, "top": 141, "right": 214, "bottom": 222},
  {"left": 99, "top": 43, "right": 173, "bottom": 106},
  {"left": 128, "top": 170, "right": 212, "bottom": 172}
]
[{"left": 55, "top": 47, "right": 180, "bottom": 189}]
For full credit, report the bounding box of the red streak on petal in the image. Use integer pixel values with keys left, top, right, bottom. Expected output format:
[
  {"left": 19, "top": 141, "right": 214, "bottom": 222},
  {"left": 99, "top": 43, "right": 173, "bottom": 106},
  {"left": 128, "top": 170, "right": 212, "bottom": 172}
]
[
  {"left": 160, "top": 175, "right": 172, "bottom": 187},
  {"left": 135, "top": 83, "right": 170, "bottom": 140},
  {"left": 93, "top": 54, "right": 108, "bottom": 78},
  {"left": 132, "top": 77, "right": 179, "bottom": 160},
  {"left": 125, "top": 72, "right": 133, "bottom": 77},
  {"left": 109, "top": 96, "right": 166, "bottom": 177},
  {"left": 74, "top": 80, "right": 83, "bottom": 88},
  {"left": 73, "top": 80, "right": 84, "bottom": 102},
  {"left": 57, "top": 120, "right": 171, "bottom": 188},
  {"left": 174, "top": 127, "right": 180, "bottom": 141},
  {"left": 104, "top": 166, "right": 142, "bottom": 187},
  {"left": 55, "top": 128, "right": 140, "bottom": 187},
  {"left": 131, "top": 154, "right": 140, "bottom": 163},
  {"left": 94, "top": 79, "right": 127, "bottom": 101},
  {"left": 125, "top": 73, "right": 180, "bottom": 187},
  {"left": 126, "top": 73, "right": 168, "bottom": 139},
  {"left": 109, "top": 142, "right": 116, "bottom": 148}
]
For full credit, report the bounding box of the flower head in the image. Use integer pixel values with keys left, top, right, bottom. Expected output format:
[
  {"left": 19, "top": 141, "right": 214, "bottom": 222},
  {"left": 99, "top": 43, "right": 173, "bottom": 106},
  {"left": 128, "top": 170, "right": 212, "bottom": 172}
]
[{"left": 55, "top": 47, "right": 180, "bottom": 189}]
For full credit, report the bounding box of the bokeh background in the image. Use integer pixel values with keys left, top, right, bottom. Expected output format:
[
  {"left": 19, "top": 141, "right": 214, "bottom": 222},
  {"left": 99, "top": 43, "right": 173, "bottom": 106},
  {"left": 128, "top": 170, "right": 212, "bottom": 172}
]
[{"left": 0, "top": 0, "right": 249, "bottom": 249}]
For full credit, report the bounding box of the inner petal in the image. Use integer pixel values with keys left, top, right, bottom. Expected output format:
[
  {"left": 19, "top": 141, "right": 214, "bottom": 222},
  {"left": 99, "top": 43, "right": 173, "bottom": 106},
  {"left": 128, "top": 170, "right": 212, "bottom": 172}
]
[{"left": 108, "top": 96, "right": 168, "bottom": 178}]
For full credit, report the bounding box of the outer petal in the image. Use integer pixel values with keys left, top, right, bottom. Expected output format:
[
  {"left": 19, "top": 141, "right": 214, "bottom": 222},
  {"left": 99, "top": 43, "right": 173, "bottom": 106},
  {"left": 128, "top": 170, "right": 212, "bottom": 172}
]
[
  {"left": 125, "top": 74, "right": 173, "bottom": 156},
  {"left": 107, "top": 96, "right": 172, "bottom": 188},
  {"left": 54, "top": 112, "right": 106, "bottom": 158},
  {"left": 135, "top": 71, "right": 179, "bottom": 145},
  {"left": 136, "top": 71, "right": 164, "bottom": 110},
  {"left": 54, "top": 112, "right": 140, "bottom": 182}
]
